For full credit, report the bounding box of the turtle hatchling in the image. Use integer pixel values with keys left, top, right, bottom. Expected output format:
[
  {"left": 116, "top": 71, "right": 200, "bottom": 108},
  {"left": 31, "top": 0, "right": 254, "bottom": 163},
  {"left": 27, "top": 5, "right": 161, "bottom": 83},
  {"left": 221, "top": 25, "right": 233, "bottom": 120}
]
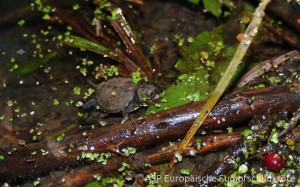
[{"left": 89, "top": 77, "right": 158, "bottom": 120}]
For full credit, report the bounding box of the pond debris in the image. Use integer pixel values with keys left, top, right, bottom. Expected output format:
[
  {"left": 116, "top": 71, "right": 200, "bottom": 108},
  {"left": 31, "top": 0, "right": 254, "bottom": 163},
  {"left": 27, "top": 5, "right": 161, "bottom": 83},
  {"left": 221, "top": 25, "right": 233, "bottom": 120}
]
[
  {"left": 0, "top": 85, "right": 299, "bottom": 182},
  {"left": 168, "top": 0, "right": 272, "bottom": 172},
  {"left": 237, "top": 50, "right": 300, "bottom": 88},
  {"left": 47, "top": 0, "right": 156, "bottom": 80},
  {"left": 198, "top": 114, "right": 282, "bottom": 186}
]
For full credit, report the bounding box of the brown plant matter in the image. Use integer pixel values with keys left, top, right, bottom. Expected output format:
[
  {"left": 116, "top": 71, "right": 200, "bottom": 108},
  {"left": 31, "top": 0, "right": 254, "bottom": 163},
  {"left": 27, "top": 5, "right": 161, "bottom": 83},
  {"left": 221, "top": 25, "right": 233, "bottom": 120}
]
[
  {"left": 0, "top": 86, "right": 299, "bottom": 182},
  {"left": 198, "top": 114, "right": 282, "bottom": 187}
]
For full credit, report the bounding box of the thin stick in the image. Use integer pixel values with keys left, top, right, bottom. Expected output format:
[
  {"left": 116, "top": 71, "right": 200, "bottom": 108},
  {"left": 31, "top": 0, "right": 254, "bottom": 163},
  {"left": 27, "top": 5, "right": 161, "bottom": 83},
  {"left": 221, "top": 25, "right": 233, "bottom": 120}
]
[
  {"left": 236, "top": 50, "right": 300, "bottom": 88},
  {"left": 168, "top": 0, "right": 272, "bottom": 171}
]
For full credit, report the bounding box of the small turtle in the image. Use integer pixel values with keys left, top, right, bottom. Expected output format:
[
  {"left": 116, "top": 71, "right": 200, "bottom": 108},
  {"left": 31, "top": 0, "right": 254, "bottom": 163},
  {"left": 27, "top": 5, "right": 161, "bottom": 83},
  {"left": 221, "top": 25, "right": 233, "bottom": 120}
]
[{"left": 89, "top": 77, "right": 158, "bottom": 120}]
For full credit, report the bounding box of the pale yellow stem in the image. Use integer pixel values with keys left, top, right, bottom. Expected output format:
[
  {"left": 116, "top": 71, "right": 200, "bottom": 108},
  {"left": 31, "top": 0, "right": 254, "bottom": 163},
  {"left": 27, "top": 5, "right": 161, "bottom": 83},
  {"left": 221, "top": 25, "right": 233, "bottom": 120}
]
[{"left": 168, "top": 0, "right": 272, "bottom": 171}]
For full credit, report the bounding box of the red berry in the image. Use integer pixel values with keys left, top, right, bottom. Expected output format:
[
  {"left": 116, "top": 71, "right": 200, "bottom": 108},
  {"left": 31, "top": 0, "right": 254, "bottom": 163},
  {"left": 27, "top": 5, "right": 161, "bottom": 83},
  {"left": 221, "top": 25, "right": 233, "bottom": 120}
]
[{"left": 262, "top": 152, "right": 285, "bottom": 172}]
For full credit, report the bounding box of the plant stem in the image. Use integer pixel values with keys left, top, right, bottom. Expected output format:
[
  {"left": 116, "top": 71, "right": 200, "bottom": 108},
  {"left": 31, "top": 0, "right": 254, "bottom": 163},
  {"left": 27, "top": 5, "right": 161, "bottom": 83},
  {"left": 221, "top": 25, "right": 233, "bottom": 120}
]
[{"left": 168, "top": 0, "right": 272, "bottom": 171}]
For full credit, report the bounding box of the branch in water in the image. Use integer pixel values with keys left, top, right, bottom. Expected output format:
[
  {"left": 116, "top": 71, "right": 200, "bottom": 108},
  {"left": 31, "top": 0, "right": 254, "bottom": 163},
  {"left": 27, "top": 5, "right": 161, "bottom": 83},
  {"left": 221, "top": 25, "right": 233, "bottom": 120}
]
[{"left": 0, "top": 86, "right": 299, "bottom": 181}]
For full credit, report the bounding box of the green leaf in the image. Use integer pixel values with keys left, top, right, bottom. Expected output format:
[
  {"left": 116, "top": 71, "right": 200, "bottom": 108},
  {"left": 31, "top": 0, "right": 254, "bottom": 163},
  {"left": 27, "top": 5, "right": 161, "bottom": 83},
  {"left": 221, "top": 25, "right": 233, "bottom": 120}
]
[
  {"left": 146, "top": 68, "right": 213, "bottom": 114},
  {"left": 9, "top": 51, "right": 56, "bottom": 77},
  {"left": 175, "top": 31, "right": 210, "bottom": 73},
  {"left": 175, "top": 27, "right": 223, "bottom": 73},
  {"left": 187, "top": 0, "right": 200, "bottom": 4},
  {"left": 209, "top": 46, "right": 237, "bottom": 84},
  {"left": 180, "top": 168, "right": 191, "bottom": 175},
  {"left": 241, "top": 129, "right": 253, "bottom": 137},
  {"left": 131, "top": 70, "right": 142, "bottom": 84},
  {"left": 203, "top": 0, "right": 222, "bottom": 17},
  {"left": 146, "top": 26, "right": 245, "bottom": 115},
  {"left": 85, "top": 181, "right": 101, "bottom": 187},
  {"left": 62, "top": 35, "right": 118, "bottom": 60}
]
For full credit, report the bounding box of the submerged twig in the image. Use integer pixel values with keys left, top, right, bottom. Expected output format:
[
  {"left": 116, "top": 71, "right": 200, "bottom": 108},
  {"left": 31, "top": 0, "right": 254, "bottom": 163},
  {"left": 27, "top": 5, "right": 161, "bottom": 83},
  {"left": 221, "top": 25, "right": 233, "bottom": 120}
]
[
  {"left": 256, "top": 107, "right": 300, "bottom": 156},
  {"left": 169, "top": 0, "right": 272, "bottom": 171},
  {"left": 52, "top": 4, "right": 98, "bottom": 43},
  {"left": 49, "top": 1, "right": 155, "bottom": 80},
  {"left": 109, "top": 7, "right": 154, "bottom": 80},
  {"left": 197, "top": 108, "right": 300, "bottom": 187},
  {"left": 198, "top": 114, "right": 281, "bottom": 187},
  {"left": 42, "top": 132, "right": 242, "bottom": 186},
  {"left": 263, "top": 22, "right": 300, "bottom": 49},
  {"left": 236, "top": 50, "right": 300, "bottom": 88}
]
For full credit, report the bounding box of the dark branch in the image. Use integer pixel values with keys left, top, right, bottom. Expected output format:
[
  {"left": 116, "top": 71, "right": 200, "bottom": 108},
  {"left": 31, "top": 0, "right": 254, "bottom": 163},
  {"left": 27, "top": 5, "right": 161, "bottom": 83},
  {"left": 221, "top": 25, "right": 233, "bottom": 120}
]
[{"left": 0, "top": 86, "right": 299, "bottom": 181}]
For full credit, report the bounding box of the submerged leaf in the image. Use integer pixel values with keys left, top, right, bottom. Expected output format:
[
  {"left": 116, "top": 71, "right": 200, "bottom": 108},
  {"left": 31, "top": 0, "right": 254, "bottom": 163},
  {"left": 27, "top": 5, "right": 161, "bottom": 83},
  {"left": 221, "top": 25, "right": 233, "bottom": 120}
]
[
  {"left": 10, "top": 51, "right": 57, "bottom": 77},
  {"left": 203, "top": 0, "right": 222, "bottom": 17},
  {"left": 146, "top": 26, "right": 244, "bottom": 115},
  {"left": 175, "top": 26, "right": 223, "bottom": 73},
  {"left": 146, "top": 68, "right": 213, "bottom": 114},
  {"left": 62, "top": 35, "right": 118, "bottom": 60}
]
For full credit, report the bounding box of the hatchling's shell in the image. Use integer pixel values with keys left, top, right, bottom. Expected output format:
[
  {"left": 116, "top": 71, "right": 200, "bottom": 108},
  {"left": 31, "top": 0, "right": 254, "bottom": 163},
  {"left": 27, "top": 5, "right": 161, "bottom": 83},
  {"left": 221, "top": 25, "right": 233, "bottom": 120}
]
[{"left": 95, "top": 78, "right": 137, "bottom": 113}]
